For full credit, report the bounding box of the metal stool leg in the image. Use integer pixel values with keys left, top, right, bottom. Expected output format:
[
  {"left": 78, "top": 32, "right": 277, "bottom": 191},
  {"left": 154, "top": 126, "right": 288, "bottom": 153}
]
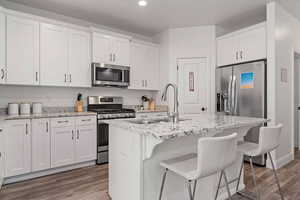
[
  {"left": 193, "top": 180, "right": 197, "bottom": 199},
  {"left": 223, "top": 170, "right": 233, "bottom": 200},
  {"left": 236, "top": 158, "right": 244, "bottom": 192},
  {"left": 159, "top": 168, "right": 168, "bottom": 200},
  {"left": 187, "top": 180, "right": 194, "bottom": 200},
  {"left": 249, "top": 157, "right": 260, "bottom": 200},
  {"left": 268, "top": 152, "right": 284, "bottom": 200},
  {"left": 214, "top": 171, "right": 223, "bottom": 200}
]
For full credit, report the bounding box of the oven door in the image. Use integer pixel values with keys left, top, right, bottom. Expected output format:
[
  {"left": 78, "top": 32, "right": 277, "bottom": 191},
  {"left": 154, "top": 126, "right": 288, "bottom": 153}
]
[
  {"left": 98, "top": 121, "right": 109, "bottom": 152},
  {"left": 92, "top": 63, "right": 130, "bottom": 87}
]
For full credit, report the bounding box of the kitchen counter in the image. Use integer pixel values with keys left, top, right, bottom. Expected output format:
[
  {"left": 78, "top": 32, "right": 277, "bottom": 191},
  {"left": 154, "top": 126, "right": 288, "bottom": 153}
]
[
  {"left": 0, "top": 111, "right": 96, "bottom": 121},
  {"left": 106, "top": 113, "right": 268, "bottom": 140},
  {"left": 108, "top": 113, "right": 268, "bottom": 200}
]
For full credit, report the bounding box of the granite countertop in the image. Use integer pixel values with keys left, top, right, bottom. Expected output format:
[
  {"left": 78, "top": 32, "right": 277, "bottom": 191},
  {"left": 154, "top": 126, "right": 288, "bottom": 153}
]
[
  {"left": 105, "top": 113, "right": 269, "bottom": 140},
  {"left": 0, "top": 111, "right": 96, "bottom": 121}
]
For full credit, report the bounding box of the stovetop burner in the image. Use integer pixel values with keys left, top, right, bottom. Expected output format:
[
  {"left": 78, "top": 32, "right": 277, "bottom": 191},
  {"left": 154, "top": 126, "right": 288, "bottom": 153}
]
[{"left": 89, "top": 108, "right": 135, "bottom": 114}]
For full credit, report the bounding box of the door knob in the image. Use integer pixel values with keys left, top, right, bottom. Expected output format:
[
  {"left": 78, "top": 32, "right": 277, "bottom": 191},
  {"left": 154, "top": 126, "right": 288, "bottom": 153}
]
[{"left": 201, "top": 107, "right": 206, "bottom": 112}]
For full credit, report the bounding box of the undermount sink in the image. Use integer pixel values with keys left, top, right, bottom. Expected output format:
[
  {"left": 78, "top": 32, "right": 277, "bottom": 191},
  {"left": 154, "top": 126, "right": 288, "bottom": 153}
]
[{"left": 128, "top": 118, "right": 190, "bottom": 125}]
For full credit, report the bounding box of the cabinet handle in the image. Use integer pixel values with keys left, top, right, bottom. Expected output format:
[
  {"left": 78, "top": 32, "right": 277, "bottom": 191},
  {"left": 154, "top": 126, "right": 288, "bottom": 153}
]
[
  {"left": 240, "top": 51, "right": 243, "bottom": 60},
  {"left": 69, "top": 74, "right": 72, "bottom": 83},
  {"left": 64, "top": 74, "right": 67, "bottom": 82},
  {"left": 113, "top": 54, "right": 116, "bottom": 62},
  {"left": 77, "top": 130, "right": 79, "bottom": 139},
  {"left": 236, "top": 52, "right": 238, "bottom": 61},
  {"left": 58, "top": 120, "right": 68, "bottom": 123},
  {"left": 36, "top": 72, "right": 38, "bottom": 82},
  {"left": 72, "top": 130, "right": 74, "bottom": 140},
  {"left": 46, "top": 121, "right": 49, "bottom": 133},
  {"left": 25, "top": 123, "right": 28, "bottom": 135},
  {"left": 110, "top": 53, "right": 112, "bottom": 62},
  {"left": 145, "top": 80, "right": 147, "bottom": 87},
  {"left": 1, "top": 69, "right": 4, "bottom": 80},
  {"left": 82, "top": 119, "right": 91, "bottom": 122}
]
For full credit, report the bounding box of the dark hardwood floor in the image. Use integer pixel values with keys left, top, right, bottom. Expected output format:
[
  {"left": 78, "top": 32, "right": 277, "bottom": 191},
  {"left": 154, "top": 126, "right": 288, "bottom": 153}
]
[{"left": 1, "top": 150, "right": 300, "bottom": 200}]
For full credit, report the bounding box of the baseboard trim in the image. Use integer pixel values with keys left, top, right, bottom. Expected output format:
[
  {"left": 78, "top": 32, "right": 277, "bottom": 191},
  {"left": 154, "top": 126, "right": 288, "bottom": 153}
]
[
  {"left": 273, "top": 152, "right": 294, "bottom": 169},
  {"left": 4, "top": 161, "right": 96, "bottom": 185}
]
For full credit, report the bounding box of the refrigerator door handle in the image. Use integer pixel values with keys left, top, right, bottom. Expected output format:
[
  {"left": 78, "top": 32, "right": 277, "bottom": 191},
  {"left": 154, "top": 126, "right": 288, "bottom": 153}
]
[
  {"left": 227, "top": 75, "right": 233, "bottom": 114},
  {"left": 231, "top": 75, "right": 237, "bottom": 115}
]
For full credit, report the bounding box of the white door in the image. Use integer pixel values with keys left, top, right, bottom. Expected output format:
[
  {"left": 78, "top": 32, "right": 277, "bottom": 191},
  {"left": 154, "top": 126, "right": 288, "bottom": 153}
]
[
  {"left": 92, "top": 33, "right": 112, "bottom": 64},
  {"left": 6, "top": 15, "right": 39, "bottom": 85},
  {"left": 0, "top": 126, "right": 4, "bottom": 188},
  {"left": 40, "top": 23, "right": 69, "bottom": 86},
  {"left": 112, "top": 37, "right": 130, "bottom": 66},
  {"left": 32, "top": 119, "right": 51, "bottom": 172},
  {"left": 69, "top": 29, "right": 91, "bottom": 87},
  {"left": 4, "top": 120, "right": 31, "bottom": 177},
  {"left": 217, "top": 36, "right": 238, "bottom": 66},
  {"left": 0, "top": 12, "right": 5, "bottom": 84},
  {"left": 50, "top": 118, "right": 75, "bottom": 168},
  {"left": 178, "top": 58, "right": 209, "bottom": 114}
]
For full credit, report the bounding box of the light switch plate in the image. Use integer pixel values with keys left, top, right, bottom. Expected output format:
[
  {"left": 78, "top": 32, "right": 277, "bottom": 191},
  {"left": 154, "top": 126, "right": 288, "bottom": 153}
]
[{"left": 281, "top": 68, "right": 287, "bottom": 83}]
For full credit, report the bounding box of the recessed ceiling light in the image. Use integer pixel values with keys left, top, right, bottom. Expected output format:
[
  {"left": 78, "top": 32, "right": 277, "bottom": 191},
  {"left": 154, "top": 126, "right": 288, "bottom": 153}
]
[{"left": 138, "top": 0, "right": 147, "bottom": 7}]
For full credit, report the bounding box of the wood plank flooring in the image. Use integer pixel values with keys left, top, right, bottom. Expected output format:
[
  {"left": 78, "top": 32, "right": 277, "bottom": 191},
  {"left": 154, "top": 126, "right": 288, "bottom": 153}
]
[{"left": 0, "top": 150, "right": 300, "bottom": 200}]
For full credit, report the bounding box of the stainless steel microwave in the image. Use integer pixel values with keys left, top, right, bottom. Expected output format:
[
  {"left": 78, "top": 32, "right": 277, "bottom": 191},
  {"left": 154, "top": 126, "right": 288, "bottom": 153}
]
[{"left": 92, "top": 63, "right": 130, "bottom": 87}]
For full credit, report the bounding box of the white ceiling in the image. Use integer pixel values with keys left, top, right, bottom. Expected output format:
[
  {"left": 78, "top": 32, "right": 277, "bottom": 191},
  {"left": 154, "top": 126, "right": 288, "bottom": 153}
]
[{"left": 8, "top": 0, "right": 270, "bottom": 36}]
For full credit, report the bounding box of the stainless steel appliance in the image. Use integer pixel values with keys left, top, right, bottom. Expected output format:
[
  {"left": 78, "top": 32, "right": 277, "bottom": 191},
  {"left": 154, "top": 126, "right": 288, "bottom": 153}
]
[
  {"left": 92, "top": 63, "right": 130, "bottom": 87},
  {"left": 216, "top": 60, "right": 267, "bottom": 166},
  {"left": 87, "top": 96, "right": 135, "bottom": 164}
]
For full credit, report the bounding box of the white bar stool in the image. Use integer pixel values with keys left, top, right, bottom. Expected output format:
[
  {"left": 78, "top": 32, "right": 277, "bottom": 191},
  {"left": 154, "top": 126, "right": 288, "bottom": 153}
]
[
  {"left": 236, "top": 124, "right": 284, "bottom": 200},
  {"left": 158, "top": 133, "right": 238, "bottom": 200}
]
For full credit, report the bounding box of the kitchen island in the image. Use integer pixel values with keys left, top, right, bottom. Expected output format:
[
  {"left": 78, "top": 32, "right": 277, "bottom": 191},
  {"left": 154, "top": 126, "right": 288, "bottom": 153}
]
[{"left": 107, "top": 113, "right": 268, "bottom": 200}]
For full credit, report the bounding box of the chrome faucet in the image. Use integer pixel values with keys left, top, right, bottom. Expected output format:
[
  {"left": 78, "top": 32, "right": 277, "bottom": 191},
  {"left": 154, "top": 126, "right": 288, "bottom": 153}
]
[{"left": 161, "top": 83, "right": 179, "bottom": 123}]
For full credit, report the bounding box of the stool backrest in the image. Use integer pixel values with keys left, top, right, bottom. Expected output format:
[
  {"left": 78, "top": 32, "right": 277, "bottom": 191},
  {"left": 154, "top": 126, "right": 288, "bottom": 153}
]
[
  {"left": 257, "top": 124, "right": 282, "bottom": 155},
  {"left": 197, "top": 133, "right": 237, "bottom": 179}
]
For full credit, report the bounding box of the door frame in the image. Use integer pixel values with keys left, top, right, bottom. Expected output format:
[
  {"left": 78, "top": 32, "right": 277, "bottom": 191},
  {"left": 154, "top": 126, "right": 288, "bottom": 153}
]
[
  {"left": 176, "top": 57, "right": 211, "bottom": 113},
  {"left": 292, "top": 52, "right": 300, "bottom": 153}
]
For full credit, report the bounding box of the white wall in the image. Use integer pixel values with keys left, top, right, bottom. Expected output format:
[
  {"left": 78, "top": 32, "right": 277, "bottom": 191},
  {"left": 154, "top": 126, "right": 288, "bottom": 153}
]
[
  {"left": 154, "top": 26, "right": 216, "bottom": 112},
  {"left": 267, "top": 2, "right": 300, "bottom": 168},
  {"left": 0, "top": 85, "right": 155, "bottom": 108}
]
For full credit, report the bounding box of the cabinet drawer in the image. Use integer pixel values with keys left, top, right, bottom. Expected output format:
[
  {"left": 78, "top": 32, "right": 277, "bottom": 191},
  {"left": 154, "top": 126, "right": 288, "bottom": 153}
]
[
  {"left": 76, "top": 116, "right": 96, "bottom": 126},
  {"left": 51, "top": 117, "right": 75, "bottom": 128}
]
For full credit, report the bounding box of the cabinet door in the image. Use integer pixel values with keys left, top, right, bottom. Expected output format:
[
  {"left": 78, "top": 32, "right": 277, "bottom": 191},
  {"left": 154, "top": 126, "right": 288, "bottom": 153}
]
[
  {"left": 4, "top": 120, "right": 31, "bottom": 177},
  {"left": 6, "top": 15, "right": 39, "bottom": 85},
  {"left": 75, "top": 116, "right": 97, "bottom": 163},
  {"left": 0, "top": 12, "right": 5, "bottom": 84},
  {"left": 92, "top": 33, "right": 112, "bottom": 64},
  {"left": 50, "top": 118, "right": 75, "bottom": 168},
  {"left": 239, "top": 26, "right": 266, "bottom": 62},
  {"left": 113, "top": 37, "right": 130, "bottom": 66},
  {"left": 145, "top": 45, "right": 159, "bottom": 90},
  {"left": 69, "top": 29, "right": 91, "bottom": 87},
  {"left": 0, "top": 127, "right": 4, "bottom": 188},
  {"left": 129, "top": 42, "right": 145, "bottom": 90},
  {"left": 40, "top": 23, "right": 69, "bottom": 86},
  {"left": 32, "top": 119, "right": 50, "bottom": 172},
  {"left": 217, "top": 36, "right": 238, "bottom": 67}
]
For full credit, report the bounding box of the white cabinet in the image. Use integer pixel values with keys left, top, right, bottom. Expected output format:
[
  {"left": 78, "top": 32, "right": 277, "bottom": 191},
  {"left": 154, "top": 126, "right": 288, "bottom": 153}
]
[
  {"left": 69, "top": 29, "right": 91, "bottom": 87},
  {"left": 40, "top": 23, "right": 91, "bottom": 87},
  {"left": 4, "top": 120, "right": 31, "bottom": 177},
  {"left": 217, "top": 23, "right": 266, "bottom": 67},
  {"left": 51, "top": 116, "right": 96, "bottom": 168},
  {"left": 32, "top": 119, "right": 50, "bottom": 172},
  {"left": 40, "top": 23, "right": 69, "bottom": 86},
  {"left": 92, "top": 32, "right": 130, "bottom": 66},
  {"left": 6, "top": 15, "right": 39, "bottom": 85},
  {"left": 74, "top": 116, "right": 97, "bottom": 163},
  {"left": 50, "top": 117, "right": 75, "bottom": 168},
  {"left": 129, "top": 42, "right": 159, "bottom": 90},
  {"left": 0, "top": 126, "right": 4, "bottom": 188},
  {"left": 0, "top": 12, "right": 5, "bottom": 85}
]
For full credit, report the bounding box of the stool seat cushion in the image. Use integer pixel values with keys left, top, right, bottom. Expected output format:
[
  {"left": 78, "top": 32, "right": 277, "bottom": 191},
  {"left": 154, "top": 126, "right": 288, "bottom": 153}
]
[
  {"left": 237, "top": 141, "right": 260, "bottom": 157},
  {"left": 160, "top": 153, "right": 198, "bottom": 180}
]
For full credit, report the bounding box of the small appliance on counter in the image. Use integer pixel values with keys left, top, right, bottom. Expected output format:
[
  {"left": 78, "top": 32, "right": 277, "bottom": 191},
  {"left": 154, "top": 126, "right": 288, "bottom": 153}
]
[
  {"left": 8, "top": 103, "right": 19, "bottom": 116},
  {"left": 20, "top": 103, "right": 31, "bottom": 115},
  {"left": 87, "top": 96, "right": 135, "bottom": 164},
  {"left": 32, "top": 102, "right": 42, "bottom": 114}
]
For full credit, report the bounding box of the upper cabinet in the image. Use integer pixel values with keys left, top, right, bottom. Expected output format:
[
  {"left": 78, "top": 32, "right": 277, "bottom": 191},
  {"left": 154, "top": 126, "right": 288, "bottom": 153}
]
[
  {"left": 0, "top": 12, "right": 5, "bottom": 84},
  {"left": 3, "top": 14, "right": 39, "bottom": 85},
  {"left": 92, "top": 32, "right": 130, "bottom": 66},
  {"left": 40, "top": 23, "right": 91, "bottom": 87},
  {"left": 129, "top": 41, "right": 159, "bottom": 90},
  {"left": 217, "top": 23, "right": 266, "bottom": 67}
]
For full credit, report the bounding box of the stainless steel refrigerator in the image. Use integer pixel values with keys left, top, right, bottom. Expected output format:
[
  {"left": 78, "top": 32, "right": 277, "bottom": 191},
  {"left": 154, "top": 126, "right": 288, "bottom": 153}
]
[{"left": 216, "top": 60, "right": 267, "bottom": 166}]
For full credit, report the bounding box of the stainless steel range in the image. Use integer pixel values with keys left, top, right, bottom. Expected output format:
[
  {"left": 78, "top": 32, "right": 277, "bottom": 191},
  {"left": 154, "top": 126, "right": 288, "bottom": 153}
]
[{"left": 87, "top": 96, "right": 135, "bottom": 164}]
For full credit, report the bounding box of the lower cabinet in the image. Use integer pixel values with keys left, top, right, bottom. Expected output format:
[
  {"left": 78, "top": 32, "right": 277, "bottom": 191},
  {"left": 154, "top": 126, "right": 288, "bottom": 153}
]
[
  {"left": 51, "top": 116, "right": 97, "bottom": 168},
  {"left": 0, "top": 127, "right": 4, "bottom": 188},
  {"left": 32, "top": 119, "right": 51, "bottom": 172},
  {"left": 4, "top": 120, "right": 31, "bottom": 177}
]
